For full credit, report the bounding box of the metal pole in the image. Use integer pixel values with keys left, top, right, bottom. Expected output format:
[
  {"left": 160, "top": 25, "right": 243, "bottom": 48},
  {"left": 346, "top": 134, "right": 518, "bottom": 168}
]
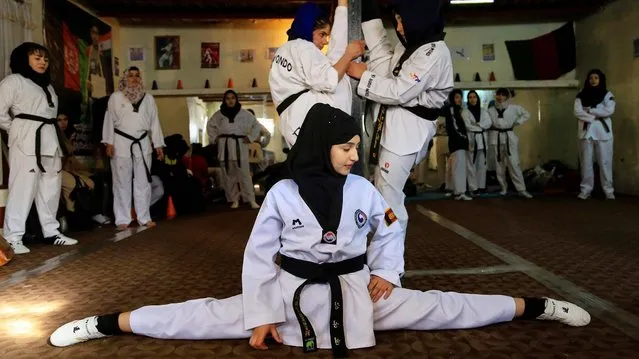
[{"left": 348, "top": 0, "right": 370, "bottom": 178}]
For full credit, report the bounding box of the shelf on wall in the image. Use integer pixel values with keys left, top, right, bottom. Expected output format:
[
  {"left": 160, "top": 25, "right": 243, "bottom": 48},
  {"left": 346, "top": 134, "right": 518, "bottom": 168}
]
[
  {"left": 454, "top": 80, "right": 580, "bottom": 89},
  {"left": 147, "top": 80, "right": 579, "bottom": 97},
  {"left": 147, "top": 87, "right": 272, "bottom": 97}
]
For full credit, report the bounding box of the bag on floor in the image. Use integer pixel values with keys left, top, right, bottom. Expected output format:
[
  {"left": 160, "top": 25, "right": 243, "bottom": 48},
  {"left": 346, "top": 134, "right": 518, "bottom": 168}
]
[
  {"left": 67, "top": 174, "right": 96, "bottom": 231},
  {"left": 0, "top": 236, "right": 14, "bottom": 267}
]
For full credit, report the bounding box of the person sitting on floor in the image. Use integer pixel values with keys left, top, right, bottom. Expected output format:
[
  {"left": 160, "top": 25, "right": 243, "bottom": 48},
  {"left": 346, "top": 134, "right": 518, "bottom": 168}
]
[
  {"left": 49, "top": 104, "right": 590, "bottom": 357},
  {"left": 57, "top": 113, "right": 111, "bottom": 227}
]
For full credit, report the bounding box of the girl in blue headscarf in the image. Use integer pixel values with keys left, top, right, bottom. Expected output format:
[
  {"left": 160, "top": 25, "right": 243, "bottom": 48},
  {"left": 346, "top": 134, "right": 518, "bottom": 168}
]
[{"left": 269, "top": 0, "right": 365, "bottom": 148}]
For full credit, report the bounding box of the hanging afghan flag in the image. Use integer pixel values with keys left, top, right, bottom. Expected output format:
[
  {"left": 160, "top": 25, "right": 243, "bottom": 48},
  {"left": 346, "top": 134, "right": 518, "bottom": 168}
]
[
  {"left": 62, "top": 22, "right": 88, "bottom": 93},
  {"left": 505, "top": 22, "right": 576, "bottom": 81}
]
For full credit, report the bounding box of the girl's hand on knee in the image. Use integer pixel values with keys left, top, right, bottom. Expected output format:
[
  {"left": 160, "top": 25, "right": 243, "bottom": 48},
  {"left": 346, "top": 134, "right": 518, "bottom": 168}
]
[
  {"left": 249, "top": 324, "right": 282, "bottom": 350},
  {"left": 368, "top": 275, "right": 394, "bottom": 303}
]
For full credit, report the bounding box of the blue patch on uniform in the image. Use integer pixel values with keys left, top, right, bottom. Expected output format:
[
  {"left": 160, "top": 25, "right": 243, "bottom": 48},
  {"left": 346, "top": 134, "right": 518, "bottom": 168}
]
[{"left": 354, "top": 209, "right": 367, "bottom": 229}]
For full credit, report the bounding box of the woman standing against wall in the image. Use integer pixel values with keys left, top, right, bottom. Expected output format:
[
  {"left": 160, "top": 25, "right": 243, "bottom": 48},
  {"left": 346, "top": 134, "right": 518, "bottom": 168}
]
[
  {"left": 573, "top": 69, "right": 615, "bottom": 200},
  {"left": 445, "top": 90, "right": 471, "bottom": 201},
  {"left": 462, "top": 90, "right": 491, "bottom": 195}
]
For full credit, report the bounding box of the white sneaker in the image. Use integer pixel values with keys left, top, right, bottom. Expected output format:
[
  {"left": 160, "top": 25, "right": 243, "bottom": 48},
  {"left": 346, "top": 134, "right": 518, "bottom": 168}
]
[
  {"left": 518, "top": 191, "right": 533, "bottom": 199},
  {"left": 230, "top": 201, "right": 239, "bottom": 209},
  {"left": 537, "top": 297, "right": 591, "bottom": 327},
  {"left": 500, "top": 188, "right": 508, "bottom": 196},
  {"left": 10, "top": 240, "right": 30, "bottom": 254},
  {"left": 49, "top": 316, "right": 108, "bottom": 347},
  {"left": 577, "top": 192, "right": 590, "bottom": 200},
  {"left": 454, "top": 194, "right": 472, "bottom": 201},
  {"left": 605, "top": 193, "right": 615, "bottom": 200},
  {"left": 249, "top": 201, "right": 261, "bottom": 209},
  {"left": 51, "top": 234, "right": 78, "bottom": 246}
]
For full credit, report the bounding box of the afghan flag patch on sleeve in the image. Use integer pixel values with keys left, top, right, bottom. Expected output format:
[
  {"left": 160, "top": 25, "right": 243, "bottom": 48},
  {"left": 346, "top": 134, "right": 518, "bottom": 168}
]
[{"left": 384, "top": 208, "right": 397, "bottom": 227}]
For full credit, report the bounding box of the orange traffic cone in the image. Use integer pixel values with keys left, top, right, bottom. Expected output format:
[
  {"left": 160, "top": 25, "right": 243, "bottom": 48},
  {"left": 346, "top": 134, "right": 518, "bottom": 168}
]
[
  {"left": 166, "top": 196, "right": 176, "bottom": 220},
  {"left": 227, "top": 78, "right": 234, "bottom": 88},
  {"left": 177, "top": 80, "right": 183, "bottom": 89}
]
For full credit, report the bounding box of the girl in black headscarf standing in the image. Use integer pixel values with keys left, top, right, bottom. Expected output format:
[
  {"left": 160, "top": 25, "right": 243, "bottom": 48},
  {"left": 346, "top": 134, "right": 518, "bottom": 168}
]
[
  {"left": 0, "top": 42, "right": 78, "bottom": 254},
  {"left": 445, "top": 89, "right": 471, "bottom": 200},
  {"left": 347, "top": 0, "right": 454, "bottom": 240},
  {"left": 462, "top": 90, "right": 492, "bottom": 194},
  {"left": 206, "top": 90, "right": 262, "bottom": 209},
  {"left": 574, "top": 69, "right": 615, "bottom": 200},
  {"left": 52, "top": 104, "right": 590, "bottom": 357}
]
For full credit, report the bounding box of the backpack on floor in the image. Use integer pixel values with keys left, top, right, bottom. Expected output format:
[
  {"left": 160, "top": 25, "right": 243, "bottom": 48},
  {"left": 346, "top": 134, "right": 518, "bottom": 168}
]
[
  {"left": 23, "top": 203, "right": 44, "bottom": 244},
  {"left": 66, "top": 174, "right": 95, "bottom": 231}
]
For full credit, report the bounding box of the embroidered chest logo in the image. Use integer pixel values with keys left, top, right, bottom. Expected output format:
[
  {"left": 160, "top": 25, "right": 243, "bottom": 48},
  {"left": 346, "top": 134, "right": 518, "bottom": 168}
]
[
  {"left": 384, "top": 208, "right": 397, "bottom": 227},
  {"left": 321, "top": 231, "right": 337, "bottom": 245},
  {"left": 409, "top": 72, "right": 421, "bottom": 83},
  {"left": 292, "top": 219, "right": 304, "bottom": 229},
  {"left": 354, "top": 209, "right": 367, "bottom": 229}
]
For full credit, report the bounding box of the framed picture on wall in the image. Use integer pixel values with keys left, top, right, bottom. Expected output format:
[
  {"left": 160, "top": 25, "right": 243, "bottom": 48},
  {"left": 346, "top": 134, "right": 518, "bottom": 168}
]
[
  {"left": 201, "top": 42, "right": 220, "bottom": 68},
  {"left": 450, "top": 47, "right": 469, "bottom": 60},
  {"left": 482, "top": 44, "right": 495, "bottom": 62},
  {"left": 128, "top": 46, "right": 144, "bottom": 62},
  {"left": 239, "top": 49, "right": 255, "bottom": 63},
  {"left": 155, "top": 36, "right": 180, "bottom": 70}
]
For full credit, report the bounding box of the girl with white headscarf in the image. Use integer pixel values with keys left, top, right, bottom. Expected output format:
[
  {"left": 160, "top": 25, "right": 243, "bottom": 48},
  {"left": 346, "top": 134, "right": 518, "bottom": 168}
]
[{"left": 102, "top": 67, "right": 166, "bottom": 230}]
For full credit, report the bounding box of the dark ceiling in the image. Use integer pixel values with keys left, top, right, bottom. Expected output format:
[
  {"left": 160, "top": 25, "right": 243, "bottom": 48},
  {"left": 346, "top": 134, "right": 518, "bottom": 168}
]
[{"left": 76, "top": 0, "right": 614, "bottom": 26}]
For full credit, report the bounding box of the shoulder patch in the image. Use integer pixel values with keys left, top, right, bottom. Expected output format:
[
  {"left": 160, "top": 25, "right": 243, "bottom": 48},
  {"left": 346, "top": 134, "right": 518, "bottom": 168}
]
[
  {"left": 354, "top": 209, "right": 367, "bottom": 229},
  {"left": 609, "top": 96, "right": 615, "bottom": 102},
  {"left": 424, "top": 43, "right": 436, "bottom": 57},
  {"left": 384, "top": 208, "right": 397, "bottom": 227}
]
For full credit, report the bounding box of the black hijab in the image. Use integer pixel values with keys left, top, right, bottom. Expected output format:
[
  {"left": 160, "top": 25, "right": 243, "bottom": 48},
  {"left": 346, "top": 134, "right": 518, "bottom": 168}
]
[
  {"left": 285, "top": 103, "right": 360, "bottom": 232},
  {"left": 577, "top": 69, "right": 608, "bottom": 108},
  {"left": 220, "top": 90, "right": 241, "bottom": 123},
  {"left": 467, "top": 90, "right": 481, "bottom": 122},
  {"left": 392, "top": 0, "right": 445, "bottom": 54},
  {"left": 9, "top": 42, "right": 54, "bottom": 108}
]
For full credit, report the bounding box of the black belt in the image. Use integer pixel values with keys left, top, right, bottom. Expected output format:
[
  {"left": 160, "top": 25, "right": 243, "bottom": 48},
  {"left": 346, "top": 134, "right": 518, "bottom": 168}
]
[
  {"left": 114, "top": 129, "right": 152, "bottom": 183},
  {"left": 277, "top": 89, "right": 310, "bottom": 116},
  {"left": 14, "top": 113, "right": 68, "bottom": 172},
  {"left": 492, "top": 128, "right": 514, "bottom": 162},
  {"left": 583, "top": 118, "right": 610, "bottom": 133},
  {"left": 369, "top": 105, "right": 440, "bottom": 166},
  {"left": 280, "top": 254, "right": 367, "bottom": 358},
  {"left": 218, "top": 134, "right": 244, "bottom": 171},
  {"left": 469, "top": 130, "right": 487, "bottom": 164}
]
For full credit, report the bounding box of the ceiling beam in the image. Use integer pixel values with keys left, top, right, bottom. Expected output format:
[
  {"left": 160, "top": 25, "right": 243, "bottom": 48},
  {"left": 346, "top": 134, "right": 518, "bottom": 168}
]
[{"left": 83, "top": 0, "right": 605, "bottom": 26}]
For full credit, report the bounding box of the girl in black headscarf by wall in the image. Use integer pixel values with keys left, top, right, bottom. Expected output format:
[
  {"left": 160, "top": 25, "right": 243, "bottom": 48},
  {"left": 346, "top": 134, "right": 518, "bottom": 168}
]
[
  {"left": 445, "top": 89, "right": 471, "bottom": 200},
  {"left": 0, "top": 42, "right": 78, "bottom": 254},
  {"left": 573, "top": 69, "right": 616, "bottom": 199},
  {"left": 207, "top": 90, "right": 262, "bottom": 209},
  {"left": 462, "top": 90, "right": 492, "bottom": 194}
]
